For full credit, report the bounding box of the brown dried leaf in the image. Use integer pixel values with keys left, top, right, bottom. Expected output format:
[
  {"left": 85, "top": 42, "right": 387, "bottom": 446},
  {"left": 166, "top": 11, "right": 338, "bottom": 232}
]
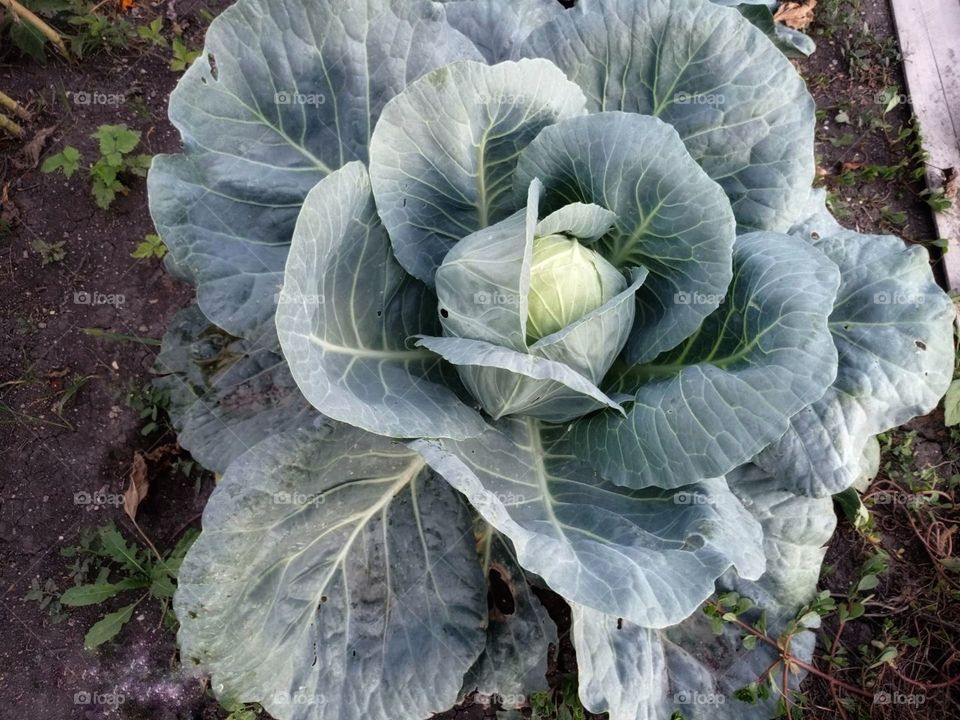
[
  {"left": 16, "top": 126, "right": 56, "bottom": 170},
  {"left": 943, "top": 168, "right": 959, "bottom": 202},
  {"left": 775, "top": 0, "right": 817, "bottom": 31},
  {"left": 124, "top": 452, "right": 149, "bottom": 521}
]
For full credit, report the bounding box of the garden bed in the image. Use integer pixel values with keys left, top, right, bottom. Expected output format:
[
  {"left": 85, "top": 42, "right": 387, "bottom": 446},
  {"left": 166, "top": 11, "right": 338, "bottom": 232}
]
[{"left": 0, "top": 1, "right": 956, "bottom": 719}]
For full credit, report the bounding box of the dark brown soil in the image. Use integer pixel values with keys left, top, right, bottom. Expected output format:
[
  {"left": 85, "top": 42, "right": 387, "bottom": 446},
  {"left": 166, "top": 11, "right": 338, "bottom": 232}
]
[
  {"left": 1, "top": 3, "right": 229, "bottom": 719},
  {"left": 0, "top": 1, "right": 954, "bottom": 719}
]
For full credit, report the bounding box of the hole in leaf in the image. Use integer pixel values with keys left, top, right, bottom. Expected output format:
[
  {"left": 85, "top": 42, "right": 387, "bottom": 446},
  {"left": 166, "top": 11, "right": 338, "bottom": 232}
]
[
  {"left": 440, "top": 308, "right": 449, "bottom": 318},
  {"left": 616, "top": 617, "right": 623, "bottom": 630},
  {"left": 207, "top": 53, "right": 218, "bottom": 80},
  {"left": 915, "top": 340, "right": 927, "bottom": 350},
  {"left": 488, "top": 566, "right": 516, "bottom": 618}
]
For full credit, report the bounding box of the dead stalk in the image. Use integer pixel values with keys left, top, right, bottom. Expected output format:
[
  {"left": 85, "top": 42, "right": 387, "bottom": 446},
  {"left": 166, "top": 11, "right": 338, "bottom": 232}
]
[
  {"left": 0, "top": 113, "right": 24, "bottom": 138},
  {"left": 0, "top": 91, "right": 31, "bottom": 121},
  {"left": 0, "top": 0, "right": 70, "bottom": 59}
]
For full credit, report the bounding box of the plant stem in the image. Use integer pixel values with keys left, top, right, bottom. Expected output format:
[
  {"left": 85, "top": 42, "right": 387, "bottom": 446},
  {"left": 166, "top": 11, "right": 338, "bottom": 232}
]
[
  {"left": 706, "top": 601, "right": 876, "bottom": 700},
  {"left": 0, "top": 112, "right": 23, "bottom": 138},
  {"left": 0, "top": 0, "right": 70, "bottom": 58},
  {"left": 0, "top": 91, "right": 31, "bottom": 121}
]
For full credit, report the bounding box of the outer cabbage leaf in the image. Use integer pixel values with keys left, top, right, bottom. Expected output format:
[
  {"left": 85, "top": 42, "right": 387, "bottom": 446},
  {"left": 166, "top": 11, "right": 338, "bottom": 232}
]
[
  {"left": 440, "top": 0, "right": 565, "bottom": 63},
  {"left": 514, "top": 112, "right": 735, "bottom": 364},
  {"left": 174, "top": 427, "right": 487, "bottom": 720},
  {"left": 756, "top": 230, "right": 955, "bottom": 496},
  {"left": 434, "top": 180, "right": 542, "bottom": 352},
  {"left": 412, "top": 419, "right": 765, "bottom": 629},
  {"left": 369, "top": 59, "right": 586, "bottom": 285},
  {"left": 415, "top": 335, "right": 625, "bottom": 422},
  {"left": 276, "top": 162, "right": 487, "bottom": 440},
  {"left": 148, "top": 0, "right": 482, "bottom": 340},
  {"left": 154, "top": 305, "right": 324, "bottom": 474},
  {"left": 536, "top": 203, "right": 617, "bottom": 243},
  {"left": 574, "top": 231, "right": 840, "bottom": 489},
  {"left": 462, "top": 527, "right": 556, "bottom": 709},
  {"left": 571, "top": 463, "right": 834, "bottom": 720},
  {"left": 521, "top": 0, "right": 816, "bottom": 233},
  {"left": 721, "top": 464, "right": 836, "bottom": 611},
  {"left": 711, "top": 0, "right": 816, "bottom": 57},
  {"left": 787, "top": 188, "right": 845, "bottom": 242}
]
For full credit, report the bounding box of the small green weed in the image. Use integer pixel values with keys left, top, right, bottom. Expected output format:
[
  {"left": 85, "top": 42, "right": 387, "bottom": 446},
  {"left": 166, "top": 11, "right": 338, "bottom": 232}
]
[
  {"left": 131, "top": 233, "right": 167, "bottom": 260},
  {"left": 41, "top": 124, "right": 151, "bottom": 209},
  {"left": 30, "top": 238, "right": 66, "bottom": 265},
  {"left": 170, "top": 36, "right": 200, "bottom": 71},
  {"left": 59, "top": 523, "right": 199, "bottom": 649}
]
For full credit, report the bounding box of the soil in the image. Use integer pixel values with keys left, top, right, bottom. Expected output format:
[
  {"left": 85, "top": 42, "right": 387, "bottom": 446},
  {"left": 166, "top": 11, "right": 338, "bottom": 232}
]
[
  {"left": 1, "top": 2, "right": 231, "bottom": 719},
  {"left": 0, "top": 1, "right": 955, "bottom": 719}
]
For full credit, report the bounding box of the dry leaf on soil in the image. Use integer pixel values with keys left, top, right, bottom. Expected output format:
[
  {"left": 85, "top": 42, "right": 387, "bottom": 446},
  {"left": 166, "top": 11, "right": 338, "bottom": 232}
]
[
  {"left": 775, "top": 0, "right": 818, "bottom": 31},
  {"left": 17, "top": 126, "right": 56, "bottom": 170},
  {"left": 123, "top": 452, "right": 149, "bottom": 521}
]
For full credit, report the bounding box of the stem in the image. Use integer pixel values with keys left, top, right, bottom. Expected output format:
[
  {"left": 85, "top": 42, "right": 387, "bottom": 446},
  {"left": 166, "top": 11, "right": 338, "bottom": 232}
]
[
  {"left": 0, "top": 91, "right": 30, "bottom": 121},
  {"left": 129, "top": 517, "right": 170, "bottom": 574},
  {"left": 888, "top": 666, "right": 960, "bottom": 691},
  {"left": 782, "top": 662, "right": 793, "bottom": 720},
  {"left": 0, "top": 112, "right": 23, "bottom": 138},
  {"left": 706, "top": 601, "right": 876, "bottom": 700},
  {"left": 0, "top": 0, "right": 70, "bottom": 58}
]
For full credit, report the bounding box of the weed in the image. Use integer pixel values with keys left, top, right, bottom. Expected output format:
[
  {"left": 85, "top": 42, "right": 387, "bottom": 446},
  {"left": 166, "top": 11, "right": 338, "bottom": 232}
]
[
  {"left": 22, "top": 577, "right": 68, "bottom": 623},
  {"left": 530, "top": 676, "right": 588, "bottom": 720},
  {"left": 42, "top": 124, "right": 151, "bottom": 209},
  {"left": 126, "top": 382, "right": 171, "bottom": 436},
  {"left": 30, "top": 238, "right": 66, "bottom": 265},
  {"left": 40, "top": 145, "right": 81, "bottom": 177},
  {"left": 65, "top": 0, "right": 132, "bottom": 57},
  {"left": 50, "top": 373, "right": 94, "bottom": 425},
  {"left": 136, "top": 16, "right": 165, "bottom": 48},
  {"left": 90, "top": 124, "right": 151, "bottom": 208},
  {"left": 59, "top": 523, "right": 199, "bottom": 649},
  {"left": 131, "top": 233, "right": 167, "bottom": 260},
  {"left": 169, "top": 36, "right": 200, "bottom": 71},
  {"left": 222, "top": 703, "right": 263, "bottom": 720}
]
